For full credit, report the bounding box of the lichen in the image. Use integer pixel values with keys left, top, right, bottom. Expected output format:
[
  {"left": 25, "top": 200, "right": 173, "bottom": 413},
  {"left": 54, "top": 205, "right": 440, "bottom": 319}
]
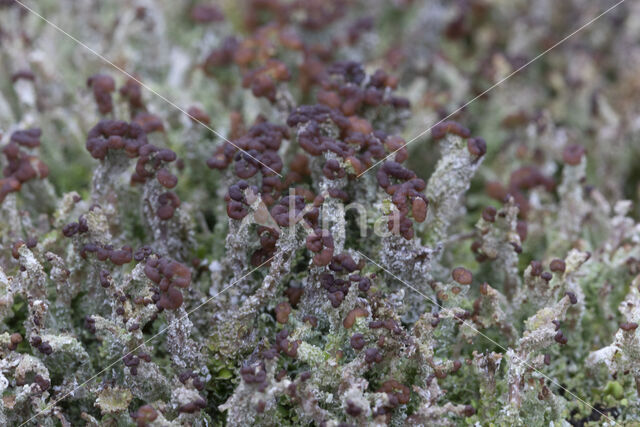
[{"left": 1, "top": 0, "right": 640, "bottom": 426}]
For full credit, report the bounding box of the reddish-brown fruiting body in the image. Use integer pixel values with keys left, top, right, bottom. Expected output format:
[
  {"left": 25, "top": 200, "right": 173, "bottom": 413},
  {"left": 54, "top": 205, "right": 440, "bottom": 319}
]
[{"left": 452, "top": 267, "right": 473, "bottom": 285}]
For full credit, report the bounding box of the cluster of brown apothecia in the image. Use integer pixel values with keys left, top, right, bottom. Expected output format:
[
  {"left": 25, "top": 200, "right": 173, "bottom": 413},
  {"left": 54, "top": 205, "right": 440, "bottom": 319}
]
[
  {"left": 210, "top": 75, "right": 438, "bottom": 242},
  {"left": 85, "top": 118, "right": 181, "bottom": 220},
  {"left": 1, "top": 129, "right": 48, "bottom": 203}
]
